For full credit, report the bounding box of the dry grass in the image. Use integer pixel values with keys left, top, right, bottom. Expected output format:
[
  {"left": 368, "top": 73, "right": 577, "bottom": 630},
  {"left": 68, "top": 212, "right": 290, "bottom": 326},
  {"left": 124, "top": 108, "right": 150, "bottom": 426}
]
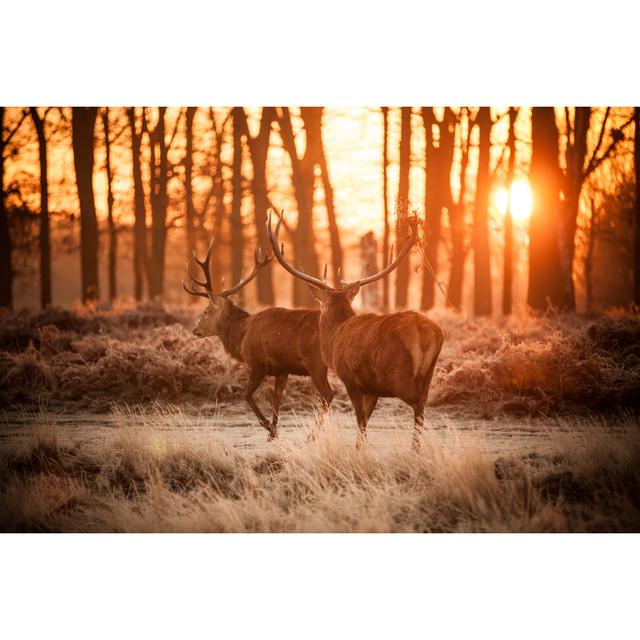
[
  {"left": 1, "top": 410, "right": 638, "bottom": 533},
  {"left": 2, "top": 303, "right": 639, "bottom": 417}
]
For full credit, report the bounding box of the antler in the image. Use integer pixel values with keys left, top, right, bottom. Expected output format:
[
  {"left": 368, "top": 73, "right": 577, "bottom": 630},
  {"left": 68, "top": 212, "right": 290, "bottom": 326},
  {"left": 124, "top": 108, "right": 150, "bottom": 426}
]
[
  {"left": 267, "top": 210, "right": 332, "bottom": 290},
  {"left": 218, "top": 246, "right": 273, "bottom": 297},
  {"left": 341, "top": 221, "right": 419, "bottom": 288},
  {"left": 182, "top": 239, "right": 215, "bottom": 299}
]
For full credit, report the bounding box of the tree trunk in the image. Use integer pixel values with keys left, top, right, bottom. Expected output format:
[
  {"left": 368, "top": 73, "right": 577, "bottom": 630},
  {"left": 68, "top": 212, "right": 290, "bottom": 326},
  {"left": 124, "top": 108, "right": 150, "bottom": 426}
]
[
  {"left": 633, "top": 107, "right": 640, "bottom": 305},
  {"left": 148, "top": 107, "right": 168, "bottom": 300},
  {"left": 448, "top": 110, "right": 472, "bottom": 309},
  {"left": 502, "top": 107, "right": 517, "bottom": 316},
  {"left": 421, "top": 108, "right": 455, "bottom": 310},
  {"left": 72, "top": 107, "right": 100, "bottom": 303},
  {"left": 127, "top": 107, "right": 147, "bottom": 302},
  {"left": 238, "top": 107, "right": 275, "bottom": 305},
  {"left": 277, "top": 107, "right": 320, "bottom": 307},
  {"left": 559, "top": 107, "right": 591, "bottom": 311},
  {"left": 381, "top": 107, "right": 390, "bottom": 311},
  {"left": 230, "top": 107, "right": 245, "bottom": 303},
  {"left": 395, "top": 106, "right": 412, "bottom": 308},
  {"left": 0, "top": 107, "right": 12, "bottom": 309},
  {"left": 185, "top": 107, "right": 196, "bottom": 263},
  {"left": 30, "top": 107, "right": 52, "bottom": 308},
  {"left": 528, "top": 107, "right": 565, "bottom": 311},
  {"left": 102, "top": 107, "right": 117, "bottom": 302},
  {"left": 473, "top": 107, "right": 492, "bottom": 316}
]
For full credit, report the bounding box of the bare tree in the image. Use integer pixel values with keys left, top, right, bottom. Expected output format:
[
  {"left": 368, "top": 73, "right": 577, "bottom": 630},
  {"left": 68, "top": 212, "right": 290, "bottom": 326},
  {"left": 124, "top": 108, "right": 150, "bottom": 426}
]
[
  {"left": 101, "top": 107, "right": 117, "bottom": 302},
  {"left": 230, "top": 107, "right": 245, "bottom": 304},
  {"left": 395, "top": 106, "right": 412, "bottom": 308},
  {"left": 72, "top": 107, "right": 100, "bottom": 302},
  {"left": 238, "top": 107, "right": 276, "bottom": 305},
  {"left": 447, "top": 108, "right": 473, "bottom": 309},
  {"left": 127, "top": 107, "right": 148, "bottom": 301},
  {"left": 635, "top": 107, "right": 640, "bottom": 305},
  {"left": 381, "top": 106, "right": 391, "bottom": 311},
  {"left": 528, "top": 107, "right": 564, "bottom": 311},
  {"left": 276, "top": 107, "right": 321, "bottom": 307},
  {"left": 502, "top": 107, "right": 518, "bottom": 316},
  {"left": 421, "top": 107, "right": 456, "bottom": 310},
  {"left": 29, "top": 107, "right": 52, "bottom": 308},
  {"left": 473, "top": 107, "right": 493, "bottom": 316},
  {"left": 184, "top": 107, "right": 197, "bottom": 262}
]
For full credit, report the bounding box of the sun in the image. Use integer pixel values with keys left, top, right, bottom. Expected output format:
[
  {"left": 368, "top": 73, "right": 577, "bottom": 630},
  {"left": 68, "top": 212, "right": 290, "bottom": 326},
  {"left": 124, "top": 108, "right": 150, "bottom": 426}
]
[{"left": 495, "top": 180, "right": 533, "bottom": 222}]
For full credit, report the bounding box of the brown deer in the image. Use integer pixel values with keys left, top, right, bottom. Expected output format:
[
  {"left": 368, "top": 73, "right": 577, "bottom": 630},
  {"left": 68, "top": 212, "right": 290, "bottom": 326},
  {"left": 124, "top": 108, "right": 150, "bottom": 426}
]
[
  {"left": 268, "top": 211, "right": 443, "bottom": 451},
  {"left": 183, "top": 240, "right": 334, "bottom": 439}
]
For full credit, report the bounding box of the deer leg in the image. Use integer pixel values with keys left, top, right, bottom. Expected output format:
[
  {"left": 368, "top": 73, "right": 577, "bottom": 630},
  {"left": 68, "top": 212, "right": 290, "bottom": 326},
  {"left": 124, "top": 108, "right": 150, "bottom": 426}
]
[
  {"left": 245, "top": 369, "right": 270, "bottom": 434},
  {"left": 270, "top": 374, "right": 289, "bottom": 439},
  {"left": 306, "top": 368, "right": 335, "bottom": 442},
  {"left": 346, "top": 387, "right": 368, "bottom": 449},
  {"left": 412, "top": 402, "right": 425, "bottom": 453},
  {"left": 364, "top": 394, "right": 378, "bottom": 421}
]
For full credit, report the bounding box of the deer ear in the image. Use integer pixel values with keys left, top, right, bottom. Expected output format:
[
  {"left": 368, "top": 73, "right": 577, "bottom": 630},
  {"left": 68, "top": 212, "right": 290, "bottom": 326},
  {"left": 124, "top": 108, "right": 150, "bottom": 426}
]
[
  {"left": 308, "top": 284, "right": 328, "bottom": 303},
  {"left": 346, "top": 284, "right": 360, "bottom": 301}
]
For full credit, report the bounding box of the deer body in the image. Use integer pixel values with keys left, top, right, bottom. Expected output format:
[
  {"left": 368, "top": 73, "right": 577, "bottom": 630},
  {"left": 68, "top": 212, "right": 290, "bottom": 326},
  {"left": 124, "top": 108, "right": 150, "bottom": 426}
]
[
  {"left": 269, "top": 210, "right": 443, "bottom": 451},
  {"left": 186, "top": 242, "right": 333, "bottom": 439}
]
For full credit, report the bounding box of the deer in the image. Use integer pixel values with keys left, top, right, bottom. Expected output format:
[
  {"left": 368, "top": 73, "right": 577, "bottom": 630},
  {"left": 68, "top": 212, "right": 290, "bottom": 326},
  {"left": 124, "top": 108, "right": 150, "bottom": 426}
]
[
  {"left": 268, "top": 211, "right": 444, "bottom": 452},
  {"left": 183, "top": 240, "right": 334, "bottom": 440}
]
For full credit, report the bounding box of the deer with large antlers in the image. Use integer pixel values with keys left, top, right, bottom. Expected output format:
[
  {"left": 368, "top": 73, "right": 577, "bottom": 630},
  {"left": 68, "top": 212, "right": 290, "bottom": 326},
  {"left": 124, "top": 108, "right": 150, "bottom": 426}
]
[
  {"left": 183, "top": 240, "right": 334, "bottom": 439},
  {"left": 268, "top": 211, "right": 443, "bottom": 451}
]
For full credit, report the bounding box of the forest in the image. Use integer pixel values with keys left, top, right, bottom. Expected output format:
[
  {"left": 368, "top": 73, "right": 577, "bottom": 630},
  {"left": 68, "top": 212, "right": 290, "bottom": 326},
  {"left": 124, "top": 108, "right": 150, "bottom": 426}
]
[{"left": 1, "top": 106, "right": 640, "bottom": 534}]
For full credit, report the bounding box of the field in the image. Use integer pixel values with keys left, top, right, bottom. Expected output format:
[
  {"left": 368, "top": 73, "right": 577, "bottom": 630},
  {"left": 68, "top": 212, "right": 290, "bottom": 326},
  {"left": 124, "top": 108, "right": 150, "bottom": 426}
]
[{"left": 1, "top": 303, "right": 640, "bottom": 532}]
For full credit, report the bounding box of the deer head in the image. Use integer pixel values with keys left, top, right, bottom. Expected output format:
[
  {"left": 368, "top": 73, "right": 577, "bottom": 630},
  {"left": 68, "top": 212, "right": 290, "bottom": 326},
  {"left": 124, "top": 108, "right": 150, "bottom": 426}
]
[
  {"left": 267, "top": 210, "right": 418, "bottom": 310},
  {"left": 183, "top": 239, "right": 273, "bottom": 337}
]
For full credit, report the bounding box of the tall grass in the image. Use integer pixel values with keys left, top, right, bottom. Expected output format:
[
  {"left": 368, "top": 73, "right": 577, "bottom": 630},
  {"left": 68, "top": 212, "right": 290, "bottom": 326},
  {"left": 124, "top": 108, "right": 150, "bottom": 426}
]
[{"left": 1, "top": 410, "right": 638, "bottom": 532}]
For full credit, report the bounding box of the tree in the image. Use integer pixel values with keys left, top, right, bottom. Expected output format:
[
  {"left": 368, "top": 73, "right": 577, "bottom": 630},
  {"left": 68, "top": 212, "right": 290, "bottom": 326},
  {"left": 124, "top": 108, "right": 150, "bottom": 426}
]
[
  {"left": 184, "top": 107, "right": 197, "bottom": 262},
  {"left": 473, "top": 107, "right": 493, "bottom": 316},
  {"left": 101, "top": 107, "right": 117, "bottom": 302},
  {"left": 447, "top": 108, "right": 473, "bottom": 309},
  {"left": 276, "top": 107, "right": 321, "bottom": 307},
  {"left": 238, "top": 107, "right": 275, "bottom": 305},
  {"left": 634, "top": 107, "right": 640, "bottom": 305},
  {"left": 421, "top": 107, "right": 455, "bottom": 310},
  {"left": 29, "top": 107, "right": 52, "bottom": 308},
  {"left": 72, "top": 107, "right": 100, "bottom": 303},
  {"left": 146, "top": 107, "right": 169, "bottom": 299},
  {"left": 502, "top": 107, "right": 518, "bottom": 316},
  {"left": 528, "top": 107, "right": 565, "bottom": 311},
  {"left": 127, "top": 107, "right": 148, "bottom": 301},
  {"left": 230, "top": 107, "right": 245, "bottom": 304},
  {"left": 395, "top": 106, "right": 412, "bottom": 308},
  {"left": 381, "top": 106, "right": 391, "bottom": 311}
]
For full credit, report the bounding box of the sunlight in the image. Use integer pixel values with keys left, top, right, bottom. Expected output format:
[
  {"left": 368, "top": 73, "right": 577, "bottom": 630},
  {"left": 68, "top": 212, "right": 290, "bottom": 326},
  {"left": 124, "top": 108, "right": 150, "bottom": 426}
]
[{"left": 495, "top": 179, "right": 533, "bottom": 222}]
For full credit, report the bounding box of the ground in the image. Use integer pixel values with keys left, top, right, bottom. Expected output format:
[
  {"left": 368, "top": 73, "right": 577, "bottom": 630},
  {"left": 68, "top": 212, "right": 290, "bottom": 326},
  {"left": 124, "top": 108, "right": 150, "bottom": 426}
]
[{"left": 1, "top": 304, "right": 639, "bottom": 532}]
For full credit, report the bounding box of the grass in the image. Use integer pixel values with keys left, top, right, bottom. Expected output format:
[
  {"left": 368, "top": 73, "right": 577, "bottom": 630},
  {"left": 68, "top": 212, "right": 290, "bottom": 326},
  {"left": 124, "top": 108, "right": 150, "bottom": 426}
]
[{"left": 1, "top": 409, "right": 638, "bottom": 533}]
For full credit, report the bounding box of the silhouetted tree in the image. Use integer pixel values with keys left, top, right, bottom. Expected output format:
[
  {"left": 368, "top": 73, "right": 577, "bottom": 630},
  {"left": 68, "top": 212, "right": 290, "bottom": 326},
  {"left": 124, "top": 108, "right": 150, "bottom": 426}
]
[
  {"left": 634, "top": 107, "right": 640, "bottom": 305},
  {"left": 381, "top": 106, "right": 391, "bottom": 311},
  {"left": 0, "top": 108, "right": 13, "bottom": 308},
  {"left": 395, "top": 106, "right": 412, "bottom": 308},
  {"left": 277, "top": 107, "right": 320, "bottom": 306},
  {"left": 127, "top": 107, "right": 147, "bottom": 301},
  {"left": 447, "top": 108, "right": 473, "bottom": 309},
  {"left": 101, "top": 107, "right": 117, "bottom": 302},
  {"left": 238, "top": 107, "right": 275, "bottom": 305},
  {"left": 421, "top": 107, "right": 455, "bottom": 310},
  {"left": 29, "top": 107, "right": 52, "bottom": 308},
  {"left": 146, "top": 107, "right": 169, "bottom": 299},
  {"left": 502, "top": 107, "right": 517, "bottom": 316},
  {"left": 231, "top": 107, "right": 245, "bottom": 303},
  {"left": 528, "top": 107, "right": 564, "bottom": 311},
  {"left": 184, "top": 107, "right": 197, "bottom": 262},
  {"left": 72, "top": 107, "right": 100, "bottom": 302},
  {"left": 208, "top": 108, "right": 229, "bottom": 286},
  {"left": 473, "top": 107, "right": 493, "bottom": 316}
]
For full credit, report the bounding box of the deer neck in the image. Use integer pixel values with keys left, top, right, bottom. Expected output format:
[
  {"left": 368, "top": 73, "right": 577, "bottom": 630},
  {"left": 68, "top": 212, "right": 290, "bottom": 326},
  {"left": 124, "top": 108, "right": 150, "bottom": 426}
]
[
  {"left": 318, "top": 300, "right": 355, "bottom": 361},
  {"left": 217, "top": 303, "right": 250, "bottom": 362}
]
